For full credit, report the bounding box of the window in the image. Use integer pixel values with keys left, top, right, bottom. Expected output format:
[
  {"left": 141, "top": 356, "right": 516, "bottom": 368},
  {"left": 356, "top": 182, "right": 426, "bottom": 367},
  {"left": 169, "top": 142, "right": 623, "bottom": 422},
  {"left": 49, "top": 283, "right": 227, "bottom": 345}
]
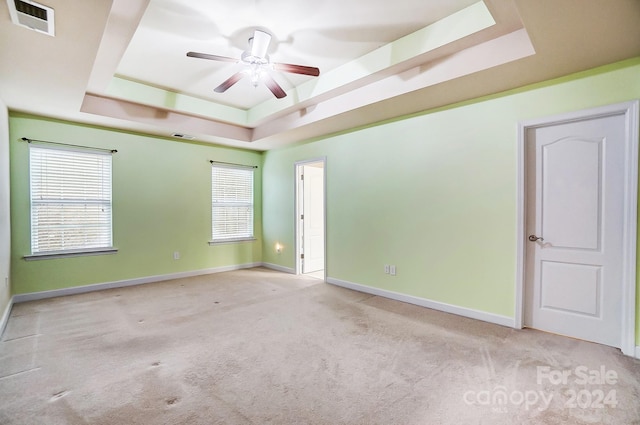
[
  {"left": 211, "top": 164, "right": 255, "bottom": 243},
  {"left": 29, "top": 145, "right": 114, "bottom": 256}
]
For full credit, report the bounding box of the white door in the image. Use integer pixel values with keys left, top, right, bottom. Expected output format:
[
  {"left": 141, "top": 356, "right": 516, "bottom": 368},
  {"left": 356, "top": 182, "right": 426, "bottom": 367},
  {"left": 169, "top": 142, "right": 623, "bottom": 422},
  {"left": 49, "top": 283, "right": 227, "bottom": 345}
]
[
  {"left": 302, "top": 165, "right": 324, "bottom": 273},
  {"left": 524, "top": 114, "right": 625, "bottom": 348}
]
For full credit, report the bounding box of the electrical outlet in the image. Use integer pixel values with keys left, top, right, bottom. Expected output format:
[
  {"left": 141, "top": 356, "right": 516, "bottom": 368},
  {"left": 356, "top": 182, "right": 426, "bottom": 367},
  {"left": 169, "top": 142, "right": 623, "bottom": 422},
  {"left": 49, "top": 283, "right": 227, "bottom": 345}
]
[
  {"left": 384, "top": 264, "right": 390, "bottom": 274},
  {"left": 390, "top": 265, "right": 396, "bottom": 276},
  {"left": 173, "top": 251, "right": 180, "bottom": 260}
]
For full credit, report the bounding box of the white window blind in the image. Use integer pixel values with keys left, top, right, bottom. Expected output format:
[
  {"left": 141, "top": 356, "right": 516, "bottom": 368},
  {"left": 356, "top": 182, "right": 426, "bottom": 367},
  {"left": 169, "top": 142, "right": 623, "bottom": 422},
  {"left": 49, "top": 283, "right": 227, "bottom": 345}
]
[
  {"left": 211, "top": 165, "right": 254, "bottom": 242},
  {"left": 29, "top": 145, "right": 113, "bottom": 254}
]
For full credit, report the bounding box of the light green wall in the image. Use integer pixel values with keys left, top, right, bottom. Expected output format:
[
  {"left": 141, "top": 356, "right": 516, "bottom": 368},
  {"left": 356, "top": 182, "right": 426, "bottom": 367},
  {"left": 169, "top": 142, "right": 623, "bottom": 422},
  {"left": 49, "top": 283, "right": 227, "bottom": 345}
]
[
  {"left": 9, "top": 115, "right": 263, "bottom": 294},
  {"left": 6, "top": 58, "right": 640, "bottom": 345},
  {"left": 0, "top": 99, "right": 11, "bottom": 321},
  {"left": 262, "top": 57, "right": 640, "bottom": 341}
]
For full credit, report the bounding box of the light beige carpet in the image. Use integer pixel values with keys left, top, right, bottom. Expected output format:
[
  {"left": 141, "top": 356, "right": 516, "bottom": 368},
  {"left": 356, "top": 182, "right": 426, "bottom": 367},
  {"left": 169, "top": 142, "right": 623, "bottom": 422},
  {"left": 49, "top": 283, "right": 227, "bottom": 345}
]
[{"left": 0, "top": 268, "right": 639, "bottom": 424}]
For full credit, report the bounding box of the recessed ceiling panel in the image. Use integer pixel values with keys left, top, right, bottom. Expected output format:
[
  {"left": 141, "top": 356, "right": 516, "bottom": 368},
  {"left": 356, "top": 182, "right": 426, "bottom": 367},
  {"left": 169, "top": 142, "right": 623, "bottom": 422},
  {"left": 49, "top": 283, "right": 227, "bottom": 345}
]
[{"left": 115, "top": 0, "right": 480, "bottom": 109}]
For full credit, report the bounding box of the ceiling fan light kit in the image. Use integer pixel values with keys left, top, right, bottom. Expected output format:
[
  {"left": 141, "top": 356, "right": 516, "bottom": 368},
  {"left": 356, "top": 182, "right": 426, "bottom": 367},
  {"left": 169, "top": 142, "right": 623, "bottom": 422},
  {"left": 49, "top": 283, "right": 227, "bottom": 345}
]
[{"left": 187, "top": 30, "right": 320, "bottom": 99}]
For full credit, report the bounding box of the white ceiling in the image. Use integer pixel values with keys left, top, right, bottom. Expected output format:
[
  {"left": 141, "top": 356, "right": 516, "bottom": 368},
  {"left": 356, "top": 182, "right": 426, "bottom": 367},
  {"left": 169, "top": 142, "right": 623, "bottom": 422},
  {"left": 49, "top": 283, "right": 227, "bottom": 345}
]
[
  {"left": 117, "top": 0, "right": 481, "bottom": 109},
  {"left": 1, "top": 0, "right": 640, "bottom": 151}
]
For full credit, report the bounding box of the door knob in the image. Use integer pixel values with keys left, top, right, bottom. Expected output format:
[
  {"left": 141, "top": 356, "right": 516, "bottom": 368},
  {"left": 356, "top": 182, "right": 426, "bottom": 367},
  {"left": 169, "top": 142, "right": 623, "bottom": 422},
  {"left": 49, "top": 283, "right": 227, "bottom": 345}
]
[{"left": 528, "top": 235, "right": 544, "bottom": 242}]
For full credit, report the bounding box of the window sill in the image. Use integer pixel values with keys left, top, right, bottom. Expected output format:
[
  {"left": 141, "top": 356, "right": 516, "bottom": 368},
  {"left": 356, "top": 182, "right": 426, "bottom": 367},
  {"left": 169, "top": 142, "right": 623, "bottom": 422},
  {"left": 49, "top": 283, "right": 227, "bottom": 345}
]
[
  {"left": 209, "top": 237, "right": 257, "bottom": 246},
  {"left": 23, "top": 248, "right": 118, "bottom": 261}
]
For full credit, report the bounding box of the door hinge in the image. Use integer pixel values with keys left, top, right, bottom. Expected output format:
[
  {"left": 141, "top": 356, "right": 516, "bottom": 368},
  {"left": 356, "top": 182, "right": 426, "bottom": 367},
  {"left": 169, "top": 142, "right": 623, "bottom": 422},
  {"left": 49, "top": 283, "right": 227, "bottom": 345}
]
[
  {"left": 301, "top": 214, "right": 304, "bottom": 220},
  {"left": 301, "top": 174, "right": 304, "bottom": 180},
  {"left": 301, "top": 253, "right": 304, "bottom": 259}
]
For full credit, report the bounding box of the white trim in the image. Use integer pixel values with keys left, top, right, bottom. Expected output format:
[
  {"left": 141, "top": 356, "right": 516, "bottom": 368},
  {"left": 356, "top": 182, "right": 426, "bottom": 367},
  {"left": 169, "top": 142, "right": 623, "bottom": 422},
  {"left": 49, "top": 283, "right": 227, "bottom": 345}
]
[
  {"left": 0, "top": 296, "right": 14, "bottom": 339},
  {"left": 327, "top": 277, "right": 515, "bottom": 328},
  {"left": 635, "top": 346, "right": 640, "bottom": 360},
  {"left": 261, "top": 262, "right": 295, "bottom": 274},
  {"left": 23, "top": 247, "right": 118, "bottom": 261},
  {"left": 294, "top": 157, "right": 327, "bottom": 276},
  {"left": 516, "top": 100, "right": 639, "bottom": 357},
  {"left": 12, "top": 263, "right": 262, "bottom": 303},
  {"left": 208, "top": 237, "right": 257, "bottom": 245},
  {"left": 620, "top": 100, "right": 639, "bottom": 357},
  {"left": 514, "top": 118, "right": 527, "bottom": 330}
]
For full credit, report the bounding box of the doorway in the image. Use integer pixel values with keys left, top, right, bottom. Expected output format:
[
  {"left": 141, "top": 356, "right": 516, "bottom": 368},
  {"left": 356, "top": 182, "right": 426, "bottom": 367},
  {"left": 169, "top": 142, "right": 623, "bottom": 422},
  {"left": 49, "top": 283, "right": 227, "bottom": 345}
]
[
  {"left": 295, "top": 159, "right": 326, "bottom": 279},
  {"left": 516, "top": 101, "right": 638, "bottom": 356}
]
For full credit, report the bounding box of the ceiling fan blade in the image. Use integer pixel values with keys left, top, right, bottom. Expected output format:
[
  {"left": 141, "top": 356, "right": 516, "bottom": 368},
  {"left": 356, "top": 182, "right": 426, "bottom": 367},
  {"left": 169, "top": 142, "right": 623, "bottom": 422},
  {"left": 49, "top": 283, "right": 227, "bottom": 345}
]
[
  {"left": 263, "top": 75, "right": 287, "bottom": 99},
  {"left": 187, "top": 51, "right": 238, "bottom": 63},
  {"left": 273, "top": 62, "right": 320, "bottom": 77},
  {"left": 250, "top": 30, "right": 271, "bottom": 58},
  {"left": 214, "top": 72, "right": 245, "bottom": 93}
]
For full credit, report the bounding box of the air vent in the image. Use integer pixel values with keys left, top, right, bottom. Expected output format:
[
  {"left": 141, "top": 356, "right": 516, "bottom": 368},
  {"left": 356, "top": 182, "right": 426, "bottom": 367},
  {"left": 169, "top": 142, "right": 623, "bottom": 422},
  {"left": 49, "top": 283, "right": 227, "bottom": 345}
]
[
  {"left": 7, "top": 0, "right": 55, "bottom": 36},
  {"left": 172, "top": 133, "right": 195, "bottom": 140}
]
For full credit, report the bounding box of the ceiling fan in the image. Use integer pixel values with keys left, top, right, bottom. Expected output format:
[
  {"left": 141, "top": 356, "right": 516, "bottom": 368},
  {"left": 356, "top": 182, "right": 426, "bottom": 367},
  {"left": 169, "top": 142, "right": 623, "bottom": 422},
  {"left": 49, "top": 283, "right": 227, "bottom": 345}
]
[{"left": 186, "top": 30, "right": 320, "bottom": 99}]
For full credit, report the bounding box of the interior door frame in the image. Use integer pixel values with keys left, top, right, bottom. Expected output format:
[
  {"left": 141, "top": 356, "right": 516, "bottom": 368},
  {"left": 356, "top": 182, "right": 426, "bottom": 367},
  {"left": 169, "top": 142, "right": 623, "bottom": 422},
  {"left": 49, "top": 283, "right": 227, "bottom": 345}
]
[
  {"left": 515, "top": 100, "right": 639, "bottom": 357},
  {"left": 294, "top": 157, "right": 327, "bottom": 278}
]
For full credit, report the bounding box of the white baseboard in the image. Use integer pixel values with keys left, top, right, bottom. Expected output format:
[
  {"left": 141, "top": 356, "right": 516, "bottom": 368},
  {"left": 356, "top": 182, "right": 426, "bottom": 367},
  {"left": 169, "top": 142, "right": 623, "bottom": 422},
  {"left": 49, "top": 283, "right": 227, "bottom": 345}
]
[
  {"left": 0, "top": 295, "right": 14, "bottom": 339},
  {"left": 635, "top": 346, "right": 640, "bottom": 360},
  {"left": 13, "top": 262, "right": 263, "bottom": 303},
  {"left": 261, "top": 262, "right": 295, "bottom": 274},
  {"left": 327, "top": 277, "right": 515, "bottom": 328}
]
